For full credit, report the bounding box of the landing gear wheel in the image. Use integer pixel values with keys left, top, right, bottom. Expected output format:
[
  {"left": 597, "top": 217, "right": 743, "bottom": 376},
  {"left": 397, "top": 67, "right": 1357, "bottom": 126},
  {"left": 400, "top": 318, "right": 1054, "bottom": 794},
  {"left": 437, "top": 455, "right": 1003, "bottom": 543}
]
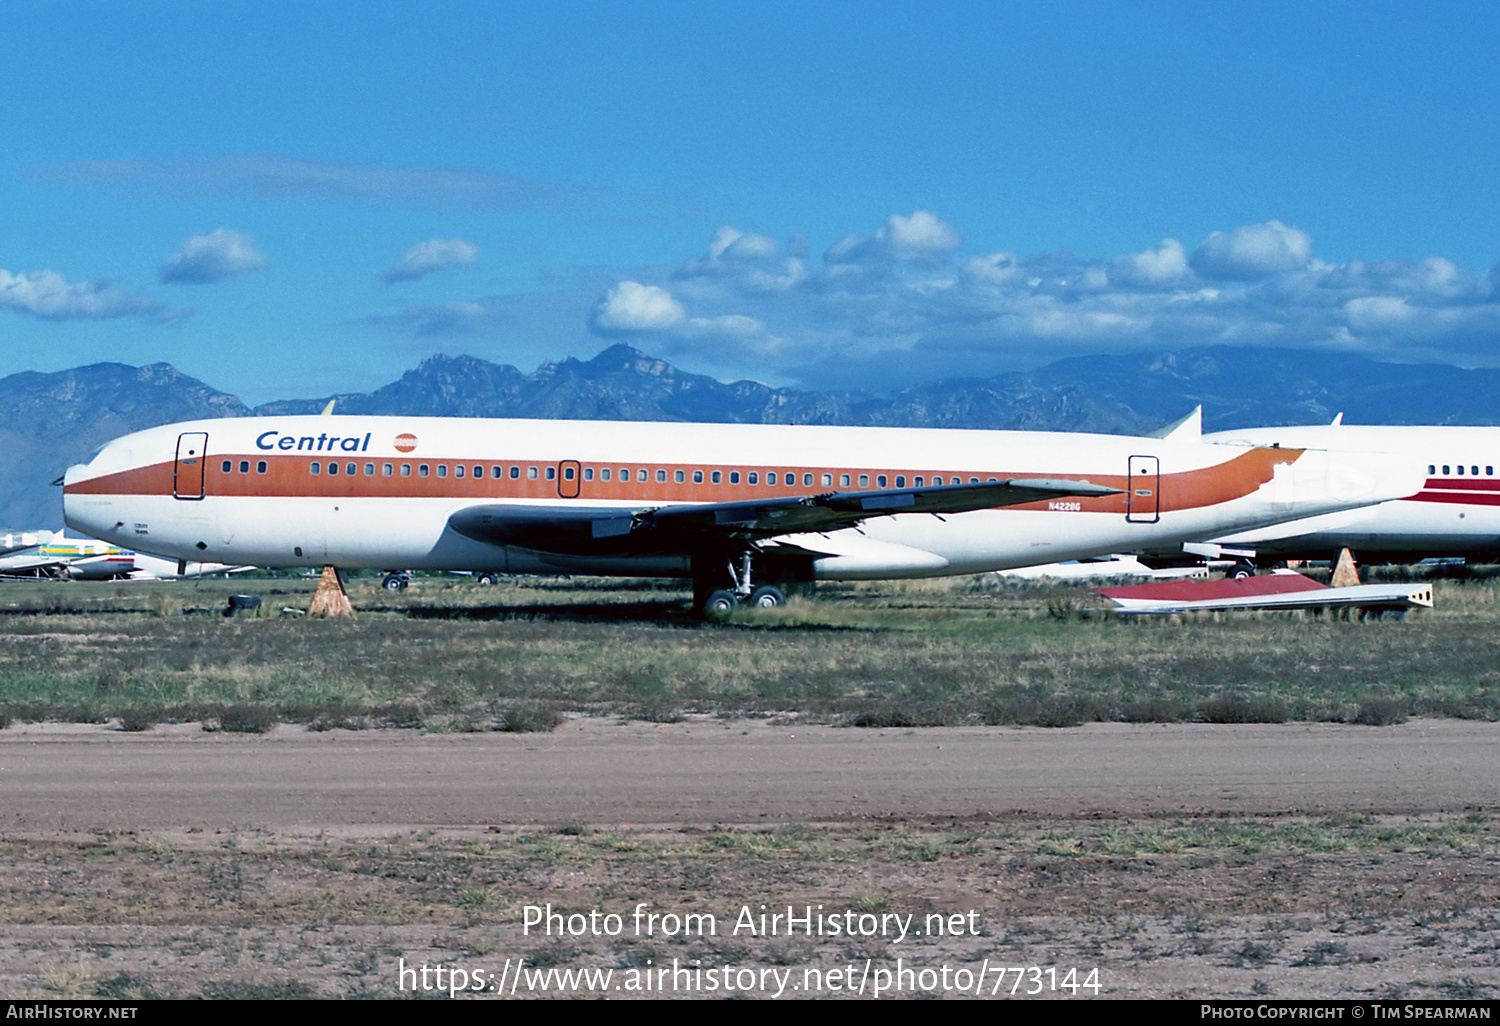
[
  {"left": 1229, "top": 562, "right": 1256, "bottom": 580},
  {"left": 701, "top": 589, "right": 740, "bottom": 619},
  {"left": 382, "top": 573, "right": 409, "bottom": 592},
  {"left": 748, "top": 585, "right": 786, "bottom": 609},
  {"left": 475, "top": 573, "right": 497, "bottom": 586}
]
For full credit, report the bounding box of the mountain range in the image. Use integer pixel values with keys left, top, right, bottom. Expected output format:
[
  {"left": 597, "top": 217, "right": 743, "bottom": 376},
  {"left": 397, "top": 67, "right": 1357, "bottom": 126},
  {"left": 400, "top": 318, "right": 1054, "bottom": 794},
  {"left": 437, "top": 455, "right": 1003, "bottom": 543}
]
[{"left": 6, "top": 343, "right": 1500, "bottom": 530}]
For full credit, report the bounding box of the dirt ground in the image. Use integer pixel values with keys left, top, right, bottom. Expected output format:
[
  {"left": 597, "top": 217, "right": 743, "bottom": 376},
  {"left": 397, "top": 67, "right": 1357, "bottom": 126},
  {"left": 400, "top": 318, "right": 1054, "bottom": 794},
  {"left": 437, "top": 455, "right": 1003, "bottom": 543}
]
[{"left": 0, "top": 717, "right": 1496, "bottom": 999}]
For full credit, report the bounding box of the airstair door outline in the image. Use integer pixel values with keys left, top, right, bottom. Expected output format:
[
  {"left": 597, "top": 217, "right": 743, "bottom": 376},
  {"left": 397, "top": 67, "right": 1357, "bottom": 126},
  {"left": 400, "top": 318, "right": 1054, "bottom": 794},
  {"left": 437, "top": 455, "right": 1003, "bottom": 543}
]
[
  {"left": 174, "top": 433, "right": 209, "bottom": 500},
  {"left": 1126, "top": 454, "right": 1159, "bottom": 523},
  {"left": 557, "top": 460, "right": 581, "bottom": 499}
]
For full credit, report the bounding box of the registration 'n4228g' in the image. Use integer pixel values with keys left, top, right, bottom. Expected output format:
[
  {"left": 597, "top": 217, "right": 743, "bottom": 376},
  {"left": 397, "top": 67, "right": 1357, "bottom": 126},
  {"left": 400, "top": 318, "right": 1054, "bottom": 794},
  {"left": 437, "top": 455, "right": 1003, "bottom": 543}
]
[{"left": 1047, "top": 501, "right": 1082, "bottom": 512}]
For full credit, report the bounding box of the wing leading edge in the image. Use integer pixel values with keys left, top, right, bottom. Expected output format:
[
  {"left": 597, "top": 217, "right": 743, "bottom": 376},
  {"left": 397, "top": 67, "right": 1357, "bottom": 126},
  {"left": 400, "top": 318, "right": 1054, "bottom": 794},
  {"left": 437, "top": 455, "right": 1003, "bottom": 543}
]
[{"left": 448, "top": 478, "right": 1121, "bottom": 556}]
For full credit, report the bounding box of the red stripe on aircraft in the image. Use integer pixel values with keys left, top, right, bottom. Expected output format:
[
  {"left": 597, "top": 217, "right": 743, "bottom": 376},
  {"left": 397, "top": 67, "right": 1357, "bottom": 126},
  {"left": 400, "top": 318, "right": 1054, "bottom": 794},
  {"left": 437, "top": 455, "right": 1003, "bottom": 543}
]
[
  {"left": 1098, "top": 574, "right": 1329, "bottom": 603},
  {"left": 1411, "top": 490, "right": 1500, "bottom": 506}
]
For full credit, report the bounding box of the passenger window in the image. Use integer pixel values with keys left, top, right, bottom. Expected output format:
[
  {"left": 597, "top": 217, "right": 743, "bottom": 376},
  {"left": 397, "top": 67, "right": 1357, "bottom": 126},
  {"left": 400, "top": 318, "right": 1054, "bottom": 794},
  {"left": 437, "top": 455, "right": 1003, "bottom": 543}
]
[
  {"left": 601, "top": 468, "right": 611, "bottom": 481},
  {"left": 822, "top": 474, "right": 832, "bottom": 486},
  {"left": 256, "top": 461, "right": 267, "bottom": 474},
  {"left": 583, "top": 468, "right": 593, "bottom": 481},
  {"left": 563, "top": 466, "right": 574, "bottom": 481},
  {"left": 895, "top": 476, "right": 905, "bottom": 488},
  {"left": 401, "top": 464, "right": 411, "bottom": 476},
  {"left": 712, "top": 471, "right": 722, "bottom": 484},
  {"left": 528, "top": 466, "right": 538, "bottom": 480},
  {"left": 674, "top": 469, "right": 684, "bottom": 483},
  {"left": 546, "top": 467, "right": 556, "bottom": 480},
  {"left": 221, "top": 460, "right": 232, "bottom": 473},
  {"left": 914, "top": 476, "right": 923, "bottom": 487},
  {"left": 748, "top": 472, "right": 759, "bottom": 485},
  {"left": 877, "top": 475, "right": 887, "bottom": 488},
  {"left": 239, "top": 460, "right": 250, "bottom": 473},
  {"left": 454, "top": 465, "right": 464, "bottom": 478},
  {"left": 510, "top": 466, "right": 520, "bottom": 479},
  {"left": 474, "top": 465, "right": 483, "bottom": 478},
  {"left": 858, "top": 475, "right": 869, "bottom": 487},
  {"left": 1444, "top": 465, "right": 1451, "bottom": 475},
  {"left": 656, "top": 469, "right": 666, "bottom": 482},
  {"left": 383, "top": 464, "right": 393, "bottom": 476},
  {"left": 310, "top": 462, "right": 321, "bottom": 475},
  {"left": 730, "top": 472, "right": 741, "bottom": 484},
  {"left": 767, "top": 472, "right": 777, "bottom": 485},
  {"left": 419, "top": 464, "right": 429, "bottom": 477},
  {"left": 491, "top": 466, "right": 501, "bottom": 479},
  {"left": 693, "top": 470, "right": 703, "bottom": 483},
  {"left": 347, "top": 463, "right": 356, "bottom": 475},
  {"left": 329, "top": 462, "right": 339, "bottom": 476},
  {"left": 840, "top": 474, "right": 850, "bottom": 487},
  {"left": 1473, "top": 466, "right": 1480, "bottom": 476},
  {"left": 365, "top": 463, "right": 374, "bottom": 476}
]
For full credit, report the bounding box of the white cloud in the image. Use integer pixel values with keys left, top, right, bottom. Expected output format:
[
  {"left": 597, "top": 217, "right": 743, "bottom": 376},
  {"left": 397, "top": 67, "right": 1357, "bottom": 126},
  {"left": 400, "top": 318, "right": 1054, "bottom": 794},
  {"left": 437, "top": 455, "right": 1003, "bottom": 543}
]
[
  {"left": 40, "top": 155, "right": 607, "bottom": 209},
  {"left": 1190, "top": 220, "right": 1312, "bottom": 280},
  {"left": 826, "top": 211, "right": 961, "bottom": 265},
  {"left": 160, "top": 229, "right": 266, "bottom": 284},
  {"left": 580, "top": 214, "right": 1500, "bottom": 389},
  {"left": 0, "top": 269, "right": 159, "bottom": 320},
  {"left": 590, "top": 281, "right": 685, "bottom": 333},
  {"left": 381, "top": 238, "right": 480, "bottom": 283},
  {"left": 1109, "top": 238, "right": 1191, "bottom": 288},
  {"left": 370, "top": 301, "right": 490, "bottom": 337}
]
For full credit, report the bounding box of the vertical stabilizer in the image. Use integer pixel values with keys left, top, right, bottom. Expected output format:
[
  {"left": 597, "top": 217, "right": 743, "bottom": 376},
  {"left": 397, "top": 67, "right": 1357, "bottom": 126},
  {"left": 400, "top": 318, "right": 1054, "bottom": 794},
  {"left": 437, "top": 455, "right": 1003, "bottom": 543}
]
[{"left": 1151, "top": 406, "right": 1202, "bottom": 441}]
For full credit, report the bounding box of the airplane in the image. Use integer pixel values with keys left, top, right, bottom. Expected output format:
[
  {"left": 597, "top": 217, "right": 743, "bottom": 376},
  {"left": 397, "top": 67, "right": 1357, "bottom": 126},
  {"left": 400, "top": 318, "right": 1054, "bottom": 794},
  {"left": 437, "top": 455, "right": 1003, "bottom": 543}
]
[
  {"left": 61, "top": 413, "right": 1424, "bottom": 617},
  {"left": 127, "top": 552, "right": 254, "bottom": 580},
  {"left": 0, "top": 533, "right": 137, "bottom": 580},
  {"left": 1194, "top": 418, "right": 1500, "bottom": 572}
]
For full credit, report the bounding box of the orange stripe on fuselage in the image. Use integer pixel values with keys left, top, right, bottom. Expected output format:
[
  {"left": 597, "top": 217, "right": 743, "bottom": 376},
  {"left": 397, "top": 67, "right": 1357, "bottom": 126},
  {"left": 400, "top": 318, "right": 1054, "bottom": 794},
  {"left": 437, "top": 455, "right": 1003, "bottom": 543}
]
[{"left": 65, "top": 447, "right": 1303, "bottom": 512}]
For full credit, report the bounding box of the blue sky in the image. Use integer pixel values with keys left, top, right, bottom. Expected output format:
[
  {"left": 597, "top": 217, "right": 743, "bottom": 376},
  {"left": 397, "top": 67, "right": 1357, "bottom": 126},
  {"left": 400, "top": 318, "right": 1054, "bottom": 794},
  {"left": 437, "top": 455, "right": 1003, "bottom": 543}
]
[{"left": 3, "top": 1, "right": 1499, "bottom": 404}]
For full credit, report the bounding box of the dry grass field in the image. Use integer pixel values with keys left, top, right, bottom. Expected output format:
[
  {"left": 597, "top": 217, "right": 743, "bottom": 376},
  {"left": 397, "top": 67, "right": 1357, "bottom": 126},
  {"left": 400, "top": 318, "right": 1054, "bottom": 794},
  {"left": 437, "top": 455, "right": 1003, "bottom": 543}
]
[{"left": 0, "top": 571, "right": 1497, "bottom": 999}]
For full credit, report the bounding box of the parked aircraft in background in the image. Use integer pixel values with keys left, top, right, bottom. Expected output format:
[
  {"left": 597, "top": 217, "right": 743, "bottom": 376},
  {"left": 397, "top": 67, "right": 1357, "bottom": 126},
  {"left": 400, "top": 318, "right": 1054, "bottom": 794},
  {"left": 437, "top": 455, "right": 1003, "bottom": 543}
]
[
  {"left": 1197, "top": 419, "right": 1500, "bottom": 572},
  {"left": 62, "top": 414, "right": 1423, "bottom": 616},
  {"left": 997, "top": 554, "right": 1209, "bottom": 581},
  {"left": 0, "top": 534, "right": 136, "bottom": 580},
  {"left": 127, "top": 552, "right": 253, "bottom": 580}
]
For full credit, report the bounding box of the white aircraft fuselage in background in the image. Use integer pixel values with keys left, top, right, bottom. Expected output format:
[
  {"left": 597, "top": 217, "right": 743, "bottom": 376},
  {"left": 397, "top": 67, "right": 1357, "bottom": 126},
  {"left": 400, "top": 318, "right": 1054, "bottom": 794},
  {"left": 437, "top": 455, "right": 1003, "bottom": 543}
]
[
  {"left": 1204, "top": 424, "right": 1500, "bottom": 564},
  {"left": 63, "top": 415, "right": 1422, "bottom": 606}
]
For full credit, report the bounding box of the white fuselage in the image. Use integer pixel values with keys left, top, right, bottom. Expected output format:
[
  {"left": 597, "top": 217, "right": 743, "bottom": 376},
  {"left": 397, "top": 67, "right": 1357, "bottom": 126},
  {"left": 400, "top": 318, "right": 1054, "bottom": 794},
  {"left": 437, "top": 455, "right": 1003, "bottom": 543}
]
[
  {"left": 63, "top": 415, "right": 1423, "bottom": 580},
  {"left": 1204, "top": 425, "right": 1500, "bottom": 562}
]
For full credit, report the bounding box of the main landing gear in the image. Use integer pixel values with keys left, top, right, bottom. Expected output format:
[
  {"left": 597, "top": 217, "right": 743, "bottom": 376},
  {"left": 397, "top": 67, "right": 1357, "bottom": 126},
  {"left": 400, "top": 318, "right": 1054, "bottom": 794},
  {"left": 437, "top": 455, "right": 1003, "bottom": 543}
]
[{"left": 694, "top": 551, "right": 787, "bottom": 619}]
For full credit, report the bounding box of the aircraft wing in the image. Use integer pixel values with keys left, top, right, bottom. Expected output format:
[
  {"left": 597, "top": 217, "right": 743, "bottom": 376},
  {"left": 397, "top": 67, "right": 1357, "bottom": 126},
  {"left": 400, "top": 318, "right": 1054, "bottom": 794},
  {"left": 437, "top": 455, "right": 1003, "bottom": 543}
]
[{"left": 449, "top": 477, "right": 1121, "bottom": 555}]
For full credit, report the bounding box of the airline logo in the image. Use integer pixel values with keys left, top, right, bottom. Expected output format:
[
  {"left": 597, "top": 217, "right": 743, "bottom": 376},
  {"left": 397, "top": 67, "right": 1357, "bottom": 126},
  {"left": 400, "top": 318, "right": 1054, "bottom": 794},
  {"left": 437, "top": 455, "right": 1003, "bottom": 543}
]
[
  {"left": 255, "top": 430, "right": 374, "bottom": 453},
  {"left": 394, "top": 433, "right": 418, "bottom": 453}
]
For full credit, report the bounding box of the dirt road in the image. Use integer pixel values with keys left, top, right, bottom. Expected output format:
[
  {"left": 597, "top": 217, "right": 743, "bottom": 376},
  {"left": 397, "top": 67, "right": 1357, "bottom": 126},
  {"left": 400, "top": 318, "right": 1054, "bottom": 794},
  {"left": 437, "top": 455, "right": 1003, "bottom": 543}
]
[{"left": 4, "top": 717, "right": 1494, "bottom": 833}]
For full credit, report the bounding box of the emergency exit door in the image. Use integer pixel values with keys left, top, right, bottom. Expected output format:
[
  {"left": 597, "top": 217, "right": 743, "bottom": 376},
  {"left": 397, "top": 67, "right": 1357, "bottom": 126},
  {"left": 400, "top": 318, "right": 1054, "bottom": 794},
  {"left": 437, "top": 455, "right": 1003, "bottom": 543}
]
[{"left": 1126, "top": 455, "right": 1159, "bottom": 523}]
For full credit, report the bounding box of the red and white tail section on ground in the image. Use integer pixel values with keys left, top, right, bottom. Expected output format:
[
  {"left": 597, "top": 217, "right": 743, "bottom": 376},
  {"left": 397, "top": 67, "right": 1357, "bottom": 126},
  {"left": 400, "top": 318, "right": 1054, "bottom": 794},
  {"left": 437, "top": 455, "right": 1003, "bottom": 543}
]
[{"left": 1098, "top": 569, "right": 1433, "bottom": 615}]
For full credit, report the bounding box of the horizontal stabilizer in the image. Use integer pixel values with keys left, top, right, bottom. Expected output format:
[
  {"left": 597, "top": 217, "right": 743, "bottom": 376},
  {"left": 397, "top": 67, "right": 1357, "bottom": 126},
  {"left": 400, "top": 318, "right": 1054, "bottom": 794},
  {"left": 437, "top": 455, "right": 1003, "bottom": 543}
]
[{"left": 1098, "top": 571, "right": 1433, "bottom": 615}]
